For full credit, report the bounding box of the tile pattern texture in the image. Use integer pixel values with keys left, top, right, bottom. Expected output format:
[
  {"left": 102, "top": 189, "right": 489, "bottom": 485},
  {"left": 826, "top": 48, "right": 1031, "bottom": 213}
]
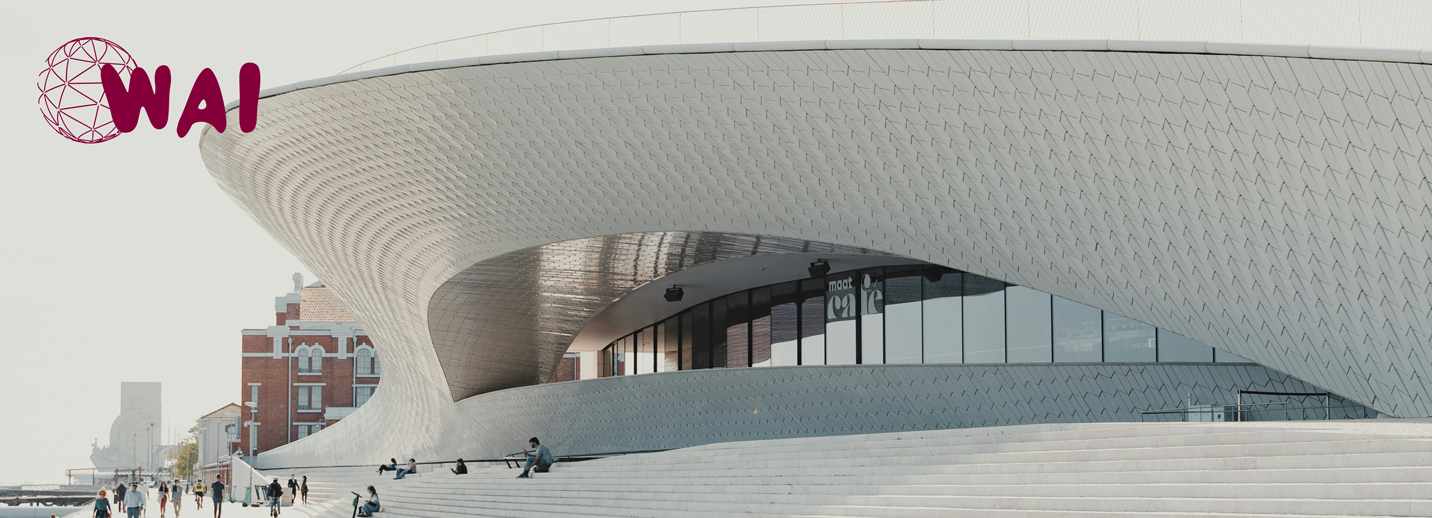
[
  {"left": 198, "top": 48, "right": 1431, "bottom": 465},
  {"left": 429, "top": 231, "right": 884, "bottom": 398},
  {"left": 265, "top": 363, "right": 1353, "bottom": 467}
]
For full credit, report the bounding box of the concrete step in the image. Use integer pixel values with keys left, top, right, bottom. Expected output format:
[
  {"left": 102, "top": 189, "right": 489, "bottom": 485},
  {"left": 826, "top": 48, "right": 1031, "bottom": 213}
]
[{"left": 384, "top": 492, "right": 1432, "bottom": 517}]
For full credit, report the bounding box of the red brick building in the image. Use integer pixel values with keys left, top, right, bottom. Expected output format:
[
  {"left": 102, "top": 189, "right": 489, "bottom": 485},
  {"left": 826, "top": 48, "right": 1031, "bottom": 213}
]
[{"left": 239, "top": 275, "right": 381, "bottom": 456}]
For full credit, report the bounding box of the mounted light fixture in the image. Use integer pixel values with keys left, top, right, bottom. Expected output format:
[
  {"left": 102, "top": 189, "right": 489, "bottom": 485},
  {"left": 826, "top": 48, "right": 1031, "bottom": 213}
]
[
  {"left": 664, "top": 286, "right": 685, "bottom": 302},
  {"left": 808, "top": 259, "right": 831, "bottom": 278},
  {"left": 807, "top": 259, "right": 830, "bottom": 279}
]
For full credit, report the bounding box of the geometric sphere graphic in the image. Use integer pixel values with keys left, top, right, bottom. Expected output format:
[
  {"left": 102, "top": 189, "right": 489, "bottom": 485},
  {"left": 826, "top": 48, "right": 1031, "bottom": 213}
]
[{"left": 38, "top": 38, "right": 136, "bottom": 144}]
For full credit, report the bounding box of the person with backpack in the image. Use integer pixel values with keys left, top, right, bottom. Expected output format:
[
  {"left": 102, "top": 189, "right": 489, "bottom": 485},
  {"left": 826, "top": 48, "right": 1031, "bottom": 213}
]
[
  {"left": 170, "top": 480, "right": 183, "bottom": 517},
  {"left": 192, "top": 480, "right": 203, "bottom": 509},
  {"left": 265, "top": 478, "right": 283, "bottom": 518}
]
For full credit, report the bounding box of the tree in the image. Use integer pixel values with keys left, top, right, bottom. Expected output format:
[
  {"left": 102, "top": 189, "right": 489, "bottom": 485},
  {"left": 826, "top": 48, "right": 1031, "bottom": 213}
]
[{"left": 167, "top": 440, "right": 198, "bottom": 480}]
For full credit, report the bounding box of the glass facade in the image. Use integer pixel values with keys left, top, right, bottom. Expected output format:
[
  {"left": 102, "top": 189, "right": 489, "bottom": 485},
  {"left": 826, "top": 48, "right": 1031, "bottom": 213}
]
[{"left": 599, "top": 264, "right": 1245, "bottom": 376}]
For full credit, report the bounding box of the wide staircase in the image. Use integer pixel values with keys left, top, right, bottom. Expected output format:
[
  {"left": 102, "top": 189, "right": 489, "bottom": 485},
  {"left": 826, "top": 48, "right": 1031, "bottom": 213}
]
[{"left": 273, "top": 420, "right": 1432, "bottom": 517}]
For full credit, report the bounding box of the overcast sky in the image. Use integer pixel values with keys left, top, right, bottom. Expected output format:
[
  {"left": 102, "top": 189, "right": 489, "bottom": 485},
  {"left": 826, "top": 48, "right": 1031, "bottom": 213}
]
[{"left": 0, "top": 0, "right": 845, "bottom": 486}]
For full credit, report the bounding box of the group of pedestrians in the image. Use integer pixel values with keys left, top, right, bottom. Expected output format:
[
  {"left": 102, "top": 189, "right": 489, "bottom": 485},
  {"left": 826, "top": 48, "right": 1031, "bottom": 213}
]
[
  {"left": 94, "top": 476, "right": 229, "bottom": 518},
  {"left": 262, "top": 474, "right": 309, "bottom": 517}
]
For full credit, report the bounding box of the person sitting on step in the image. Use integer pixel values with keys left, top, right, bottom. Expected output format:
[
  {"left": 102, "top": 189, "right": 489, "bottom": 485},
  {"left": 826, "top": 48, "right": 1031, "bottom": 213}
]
[
  {"left": 516, "top": 437, "right": 553, "bottom": 478},
  {"left": 450, "top": 459, "right": 467, "bottom": 475},
  {"left": 394, "top": 459, "right": 417, "bottom": 479},
  {"left": 357, "top": 487, "right": 379, "bottom": 517},
  {"left": 376, "top": 459, "right": 397, "bottom": 476}
]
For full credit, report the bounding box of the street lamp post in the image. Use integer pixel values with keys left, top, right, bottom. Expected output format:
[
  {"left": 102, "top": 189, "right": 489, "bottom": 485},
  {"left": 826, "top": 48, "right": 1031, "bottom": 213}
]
[{"left": 243, "top": 401, "right": 258, "bottom": 457}]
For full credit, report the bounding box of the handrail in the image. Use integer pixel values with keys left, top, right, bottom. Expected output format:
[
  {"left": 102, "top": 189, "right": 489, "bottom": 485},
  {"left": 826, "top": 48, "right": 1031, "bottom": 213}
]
[{"left": 339, "top": 0, "right": 1432, "bottom": 75}]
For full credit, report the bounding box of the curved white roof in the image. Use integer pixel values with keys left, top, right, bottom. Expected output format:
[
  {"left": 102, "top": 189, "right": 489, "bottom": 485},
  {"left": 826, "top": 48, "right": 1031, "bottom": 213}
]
[{"left": 202, "top": 43, "right": 1432, "bottom": 461}]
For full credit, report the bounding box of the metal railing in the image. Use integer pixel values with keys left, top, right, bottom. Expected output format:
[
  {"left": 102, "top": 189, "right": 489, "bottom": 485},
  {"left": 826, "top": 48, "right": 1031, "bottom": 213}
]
[
  {"left": 341, "top": 0, "right": 1432, "bottom": 74},
  {"left": 1141, "top": 390, "right": 1375, "bottom": 422}
]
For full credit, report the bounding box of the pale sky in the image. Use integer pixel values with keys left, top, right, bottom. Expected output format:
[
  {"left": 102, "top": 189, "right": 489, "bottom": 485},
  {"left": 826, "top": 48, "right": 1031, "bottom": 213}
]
[{"left": 0, "top": 0, "right": 843, "bottom": 486}]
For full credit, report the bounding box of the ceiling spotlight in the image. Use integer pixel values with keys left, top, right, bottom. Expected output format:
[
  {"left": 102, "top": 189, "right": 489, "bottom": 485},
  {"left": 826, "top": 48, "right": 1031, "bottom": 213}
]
[
  {"left": 664, "top": 286, "right": 685, "bottom": 302},
  {"left": 808, "top": 259, "right": 831, "bottom": 278}
]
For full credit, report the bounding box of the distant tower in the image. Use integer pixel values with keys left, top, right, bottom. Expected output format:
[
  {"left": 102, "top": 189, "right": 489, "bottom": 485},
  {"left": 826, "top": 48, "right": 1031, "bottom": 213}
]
[{"left": 293, "top": 272, "right": 303, "bottom": 293}]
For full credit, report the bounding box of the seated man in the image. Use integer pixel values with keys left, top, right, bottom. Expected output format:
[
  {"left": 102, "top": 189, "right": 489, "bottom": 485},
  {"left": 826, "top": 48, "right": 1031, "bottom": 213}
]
[
  {"left": 449, "top": 459, "right": 467, "bottom": 475},
  {"left": 394, "top": 459, "right": 417, "bottom": 480},
  {"left": 516, "top": 437, "right": 552, "bottom": 479}
]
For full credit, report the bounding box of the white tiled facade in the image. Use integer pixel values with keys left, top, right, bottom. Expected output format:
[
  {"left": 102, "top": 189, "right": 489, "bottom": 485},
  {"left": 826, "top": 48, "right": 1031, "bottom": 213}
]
[{"left": 201, "top": 44, "right": 1430, "bottom": 466}]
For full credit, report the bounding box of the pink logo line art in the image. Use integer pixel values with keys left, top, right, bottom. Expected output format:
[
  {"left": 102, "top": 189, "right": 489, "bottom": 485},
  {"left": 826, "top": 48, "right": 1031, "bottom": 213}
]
[{"left": 38, "top": 37, "right": 137, "bottom": 144}]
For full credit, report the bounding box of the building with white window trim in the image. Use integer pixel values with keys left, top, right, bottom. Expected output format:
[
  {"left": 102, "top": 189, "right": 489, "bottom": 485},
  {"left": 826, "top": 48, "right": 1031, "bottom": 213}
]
[{"left": 237, "top": 274, "right": 381, "bottom": 455}]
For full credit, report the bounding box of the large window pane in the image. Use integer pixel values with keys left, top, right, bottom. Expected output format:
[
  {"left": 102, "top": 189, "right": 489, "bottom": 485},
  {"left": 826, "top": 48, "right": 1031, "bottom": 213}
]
[
  {"left": 770, "top": 282, "right": 799, "bottom": 366},
  {"left": 658, "top": 320, "right": 678, "bottom": 372},
  {"left": 711, "top": 298, "right": 728, "bottom": 369},
  {"left": 636, "top": 327, "right": 655, "bottom": 374},
  {"left": 1006, "top": 286, "right": 1052, "bottom": 363},
  {"left": 751, "top": 287, "right": 773, "bottom": 367},
  {"left": 1053, "top": 297, "right": 1102, "bottom": 362},
  {"left": 727, "top": 293, "right": 750, "bottom": 368},
  {"left": 922, "top": 267, "right": 962, "bottom": 364},
  {"left": 825, "top": 271, "right": 858, "bottom": 365},
  {"left": 1104, "top": 313, "right": 1156, "bottom": 362},
  {"left": 599, "top": 344, "right": 612, "bottom": 377},
  {"left": 799, "top": 278, "right": 826, "bottom": 365},
  {"left": 621, "top": 335, "right": 634, "bottom": 375},
  {"left": 691, "top": 302, "right": 711, "bottom": 370},
  {"left": 1158, "top": 329, "right": 1212, "bottom": 362},
  {"left": 964, "top": 274, "right": 1006, "bottom": 363},
  {"left": 884, "top": 266, "right": 923, "bottom": 364},
  {"left": 859, "top": 269, "right": 884, "bottom": 364},
  {"left": 679, "top": 311, "right": 693, "bottom": 370}
]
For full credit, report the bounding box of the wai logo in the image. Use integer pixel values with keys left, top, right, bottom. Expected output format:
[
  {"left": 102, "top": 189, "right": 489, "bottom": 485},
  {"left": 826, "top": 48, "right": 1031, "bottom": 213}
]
[{"left": 38, "top": 37, "right": 261, "bottom": 144}]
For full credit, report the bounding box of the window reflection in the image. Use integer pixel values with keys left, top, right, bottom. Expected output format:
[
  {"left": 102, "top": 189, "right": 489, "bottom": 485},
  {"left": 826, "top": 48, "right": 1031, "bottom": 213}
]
[
  {"left": 1006, "top": 286, "right": 1052, "bottom": 363},
  {"left": 598, "top": 264, "right": 1239, "bottom": 377},
  {"left": 770, "top": 282, "right": 799, "bottom": 366},
  {"left": 825, "top": 270, "right": 858, "bottom": 365},
  {"left": 751, "top": 287, "right": 772, "bottom": 367},
  {"left": 727, "top": 293, "right": 750, "bottom": 368},
  {"left": 1157, "top": 329, "right": 1212, "bottom": 362},
  {"left": 963, "top": 274, "right": 1005, "bottom": 363},
  {"left": 799, "top": 278, "right": 826, "bottom": 365},
  {"left": 1053, "top": 296, "right": 1101, "bottom": 362},
  {"left": 884, "top": 266, "right": 923, "bottom": 364},
  {"left": 1104, "top": 313, "right": 1155, "bottom": 362},
  {"left": 922, "top": 268, "right": 962, "bottom": 364},
  {"left": 859, "top": 269, "right": 884, "bottom": 364}
]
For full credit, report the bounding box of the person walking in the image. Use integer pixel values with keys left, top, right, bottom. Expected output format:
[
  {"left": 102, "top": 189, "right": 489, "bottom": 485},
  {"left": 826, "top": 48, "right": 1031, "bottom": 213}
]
[
  {"left": 158, "top": 482, "right": 169, "bottom": 518},
  {"left": 265, "top": 478, "right": 283, "bottom": 518},
  {"left": 138, "top": 480, "right": 149, "bottom": 518},
  {"left": 285, "top": 475, "right": 297, "bottom": 506},
  {"left": 171, "top": 481, "right": 183, "bottom": 517},
  {"left": 114, "top": 482, "right": 127, "bottom": 511},
  {"left": 298, "top": 477, "right": 308, "bottom": 506},
  {"left": 209, "top": 475, "right": 225, "bottom": 518},
  {"left": 94, "top": 489, "right": 112, "bottom": 518},
  {"left": 124, "top": 484, "right": 144, "bottom": 518}
]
